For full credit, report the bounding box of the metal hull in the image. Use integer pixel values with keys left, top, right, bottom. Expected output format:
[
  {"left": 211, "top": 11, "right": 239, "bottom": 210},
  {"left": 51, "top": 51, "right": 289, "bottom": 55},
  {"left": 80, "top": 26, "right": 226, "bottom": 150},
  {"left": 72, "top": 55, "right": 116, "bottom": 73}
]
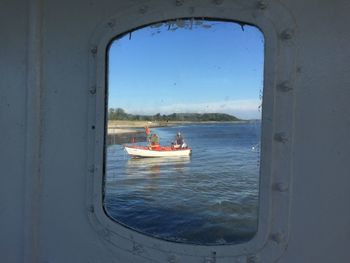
[{"left": 124, "top": 145, "right": 192, "bottom": 158}]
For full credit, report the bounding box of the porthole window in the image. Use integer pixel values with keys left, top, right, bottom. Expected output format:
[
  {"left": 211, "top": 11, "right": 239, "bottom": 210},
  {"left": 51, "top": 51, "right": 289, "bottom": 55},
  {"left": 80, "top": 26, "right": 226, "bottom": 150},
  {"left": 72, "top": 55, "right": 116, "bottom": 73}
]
[{"left": 104, "top": 19, "right": 264, "bottom": 245}]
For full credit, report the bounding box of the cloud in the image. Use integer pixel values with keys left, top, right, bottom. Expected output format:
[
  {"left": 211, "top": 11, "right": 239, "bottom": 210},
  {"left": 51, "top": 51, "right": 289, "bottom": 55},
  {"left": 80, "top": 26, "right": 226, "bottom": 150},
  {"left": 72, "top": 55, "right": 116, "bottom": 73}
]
[{"left": 129, "top": 99, "right": 262, "bottom": 119}]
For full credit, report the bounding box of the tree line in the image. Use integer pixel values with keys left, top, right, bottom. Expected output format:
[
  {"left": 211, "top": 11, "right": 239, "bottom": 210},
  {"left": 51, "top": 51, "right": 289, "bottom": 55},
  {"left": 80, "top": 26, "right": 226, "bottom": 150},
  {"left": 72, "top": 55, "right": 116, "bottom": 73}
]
[{"left": 108, "top": 108, "right": 240, "bottom": 122}]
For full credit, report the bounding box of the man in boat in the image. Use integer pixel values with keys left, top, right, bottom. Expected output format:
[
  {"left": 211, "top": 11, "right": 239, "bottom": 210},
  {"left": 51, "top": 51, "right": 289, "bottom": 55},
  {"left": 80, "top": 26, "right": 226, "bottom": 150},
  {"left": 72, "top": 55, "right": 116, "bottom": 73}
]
[
  {"left": 150, "top": 133, "right": 160, "bottom": 149},
  {"left": 145, "top": 126, "right": 151, "bottom": 142},
  {"left": 173, "top": 132, "right": 187, "bottom": 149}
]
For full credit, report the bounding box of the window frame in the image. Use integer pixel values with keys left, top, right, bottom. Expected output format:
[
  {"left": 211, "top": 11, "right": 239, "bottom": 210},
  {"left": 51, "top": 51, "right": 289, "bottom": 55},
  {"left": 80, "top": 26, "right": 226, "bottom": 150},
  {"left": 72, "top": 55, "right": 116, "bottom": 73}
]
[{"left": 86, "top": 1, "right": 297, "bottom": 261}]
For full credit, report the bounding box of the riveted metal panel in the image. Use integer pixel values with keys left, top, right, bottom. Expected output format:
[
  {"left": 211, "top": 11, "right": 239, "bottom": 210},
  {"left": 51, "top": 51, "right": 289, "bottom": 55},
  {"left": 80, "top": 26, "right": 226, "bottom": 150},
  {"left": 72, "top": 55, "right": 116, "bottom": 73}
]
[{"left": 2, "top": 1, "right": 350, "bottom": 263}]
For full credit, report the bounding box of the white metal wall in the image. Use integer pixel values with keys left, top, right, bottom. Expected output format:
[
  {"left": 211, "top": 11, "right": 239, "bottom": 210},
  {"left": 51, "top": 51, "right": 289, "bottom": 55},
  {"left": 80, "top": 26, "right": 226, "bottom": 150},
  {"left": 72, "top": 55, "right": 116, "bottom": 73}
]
[{"left": 1, "top": 0, "right": 349, "bottom": 262}]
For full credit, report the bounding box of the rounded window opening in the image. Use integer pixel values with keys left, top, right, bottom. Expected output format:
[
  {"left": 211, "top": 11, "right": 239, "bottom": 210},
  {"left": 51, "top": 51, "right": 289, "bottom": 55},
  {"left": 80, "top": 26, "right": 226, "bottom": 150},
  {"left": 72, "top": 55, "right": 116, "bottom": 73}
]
[{"left": 104, "top": 18, "right": 264, "bottom": 245}]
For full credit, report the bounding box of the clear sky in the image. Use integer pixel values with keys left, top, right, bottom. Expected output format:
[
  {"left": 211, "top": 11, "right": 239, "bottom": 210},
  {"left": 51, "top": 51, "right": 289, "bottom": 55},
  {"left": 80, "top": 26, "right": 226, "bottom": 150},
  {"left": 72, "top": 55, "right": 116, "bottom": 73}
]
[{"left": 108, "top": 20, "right": 264, "bottom": 119}]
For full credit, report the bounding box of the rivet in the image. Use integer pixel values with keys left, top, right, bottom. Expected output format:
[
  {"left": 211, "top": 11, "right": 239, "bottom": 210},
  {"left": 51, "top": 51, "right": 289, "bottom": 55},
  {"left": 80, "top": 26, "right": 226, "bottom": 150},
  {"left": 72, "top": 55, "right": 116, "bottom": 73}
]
[
  {"left": 167, "top": 254, "right": 179, "bottom": 263},
  {"left": 139, "top": 6, "right": 148, "bottom": 14},
  {"left": 212, "top": 251, "right": 217, "bottom": 263},
  {"left": 103, "top": 228, "right": 111, "bottom": 240},
  {"left": 269, "top": 232, "right": 284, "bottom": 244},
  {"left": 247, "top": 255, "right": 258, "bottom": 263},
  {"left": 280, "top": 29, "right": 294, "bottom": 40},
  {"left": 257, "top": 1, "right": 267, "bottom": 10},
  {"left": 132, "top": 241, "right": 144, "bottom": 255},
  {"left": 204, "top": 251, "right": 216, "bottom": 263},
  {"left": 213, "top": 0, "right": 224, "bottom": 5},
  {"left": 90, "top": 46, "right": 97, "bottom": 55},
  {"left": 175, "top": 0, "right": 184, "bottom": 6},
  {"left": 277, "top": 81, "right": 293, "bottom": 92},
  {"left": 89, "top": 86, "right": 96, "bottom": 95},
  {"left": 272, "top": 183, "right": 289, "bottom": 192},
  {"left": 107, "top": 20, "right": 115, "bottom": 28},
  {"left": 274, "top": 132, "right": 288, "bottom": 143},
  {"left": 91, "top": 125, "right": 95, "bottom": 130}
]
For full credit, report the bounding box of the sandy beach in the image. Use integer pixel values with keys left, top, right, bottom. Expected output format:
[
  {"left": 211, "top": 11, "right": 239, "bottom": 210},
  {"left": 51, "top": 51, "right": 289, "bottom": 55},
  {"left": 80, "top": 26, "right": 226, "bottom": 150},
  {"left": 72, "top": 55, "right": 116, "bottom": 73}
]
[
  {"left": 108, "top": 120, "right": 174, "bottom": 135},
  {"left": 107, "top": 121, "right": 158, "bottom": 144}
]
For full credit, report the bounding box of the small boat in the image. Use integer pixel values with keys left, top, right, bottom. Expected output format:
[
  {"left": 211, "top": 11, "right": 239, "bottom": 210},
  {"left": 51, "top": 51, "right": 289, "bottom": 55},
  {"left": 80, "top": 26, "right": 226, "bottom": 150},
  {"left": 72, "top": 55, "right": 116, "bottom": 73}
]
[{"left": 124, "top": 145, "right": 192, "bottom": 158}]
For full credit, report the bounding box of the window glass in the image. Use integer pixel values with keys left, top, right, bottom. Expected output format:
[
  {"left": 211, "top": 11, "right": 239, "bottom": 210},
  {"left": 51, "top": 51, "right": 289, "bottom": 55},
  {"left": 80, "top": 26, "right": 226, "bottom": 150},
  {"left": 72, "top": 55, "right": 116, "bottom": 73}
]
[{"left": 105, "top": 19, "right": 264, "bottom": 245}]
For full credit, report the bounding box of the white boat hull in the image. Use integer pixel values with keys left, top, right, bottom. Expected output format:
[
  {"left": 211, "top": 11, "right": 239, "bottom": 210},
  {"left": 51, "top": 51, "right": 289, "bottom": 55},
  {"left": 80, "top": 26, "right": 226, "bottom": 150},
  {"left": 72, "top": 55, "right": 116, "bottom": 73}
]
[{"left": 124, "top": 146, "right": 192, "bottom": 158}]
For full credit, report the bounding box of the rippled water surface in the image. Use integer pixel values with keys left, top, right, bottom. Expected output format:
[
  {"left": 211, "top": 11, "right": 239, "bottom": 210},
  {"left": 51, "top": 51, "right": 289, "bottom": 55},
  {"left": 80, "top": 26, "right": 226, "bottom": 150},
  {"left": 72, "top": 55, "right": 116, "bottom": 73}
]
[{"left": 104, "top": 122, "right": 260, "bottom": 244}]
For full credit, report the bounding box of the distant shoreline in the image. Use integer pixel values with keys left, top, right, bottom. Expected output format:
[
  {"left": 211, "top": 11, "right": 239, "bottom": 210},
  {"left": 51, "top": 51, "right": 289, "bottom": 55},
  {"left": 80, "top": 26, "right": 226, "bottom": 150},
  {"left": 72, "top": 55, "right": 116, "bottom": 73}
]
[{"left": 107, "top": 120, "right": 257, "bottom": 135}]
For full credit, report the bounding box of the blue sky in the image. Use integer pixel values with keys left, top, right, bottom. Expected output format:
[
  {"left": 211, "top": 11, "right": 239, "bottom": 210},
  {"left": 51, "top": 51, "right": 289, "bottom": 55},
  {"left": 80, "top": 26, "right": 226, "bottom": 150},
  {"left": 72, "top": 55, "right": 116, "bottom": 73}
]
[{"left": 108, "top": 20, "right": 264, "bottom": 119}]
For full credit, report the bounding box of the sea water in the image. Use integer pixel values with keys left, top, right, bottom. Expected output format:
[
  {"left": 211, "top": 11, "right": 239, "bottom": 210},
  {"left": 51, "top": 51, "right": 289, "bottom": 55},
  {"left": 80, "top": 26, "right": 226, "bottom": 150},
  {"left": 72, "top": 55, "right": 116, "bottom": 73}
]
[{"left": 104, "top": 122, "right": 261, "bottom": 244}]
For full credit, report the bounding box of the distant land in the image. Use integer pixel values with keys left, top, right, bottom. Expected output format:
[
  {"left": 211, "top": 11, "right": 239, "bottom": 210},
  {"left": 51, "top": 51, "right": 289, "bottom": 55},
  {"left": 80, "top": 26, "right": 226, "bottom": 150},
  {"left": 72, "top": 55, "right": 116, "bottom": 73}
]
[{"left": 108, "top": 108, "right": 241, "bottom": 122}]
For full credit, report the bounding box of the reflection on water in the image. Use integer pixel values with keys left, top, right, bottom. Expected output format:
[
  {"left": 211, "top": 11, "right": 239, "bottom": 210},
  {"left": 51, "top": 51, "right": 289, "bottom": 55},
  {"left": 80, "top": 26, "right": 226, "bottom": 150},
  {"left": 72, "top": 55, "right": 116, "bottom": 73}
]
[
  {"left": 104, "top": 123, "right": 260, "bottom": 244},
  {"left": 126, "top": 156, "right": 191, "bottom": 176}
]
